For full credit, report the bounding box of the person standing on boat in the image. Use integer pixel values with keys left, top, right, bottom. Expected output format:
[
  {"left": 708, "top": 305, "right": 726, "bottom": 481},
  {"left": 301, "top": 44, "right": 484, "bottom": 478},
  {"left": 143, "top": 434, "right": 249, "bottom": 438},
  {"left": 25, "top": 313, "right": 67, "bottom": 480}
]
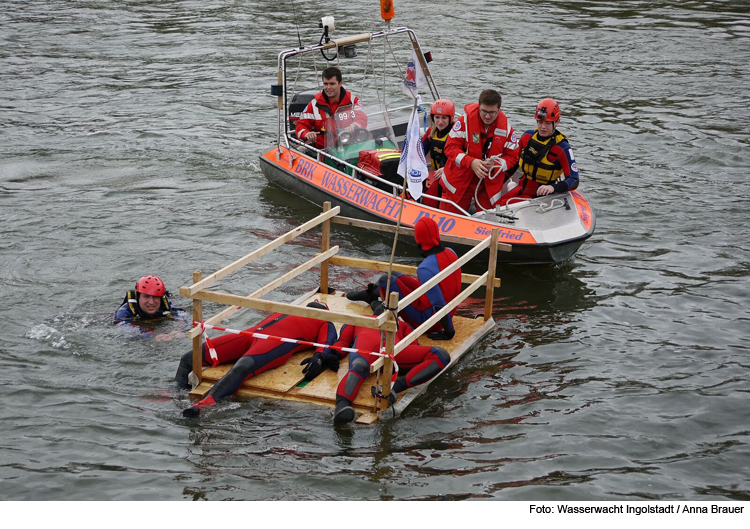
[
  {"left": 497, "top": 98, "right": 579, "bottom": 206},
  {"left": 114, "top": 275, "right": 187, "bottom": 339},
  {"left": 178, "top": 302, "right": 339, "bottom": 417},
  {"left": 346, "top": 216, "right": 461, "bottom": 341},
  {"left": 331, "top": 309, "right": 451, "bottom": 424},
  {"left": 439, "top": 89, "right": 519, "bottom": 214},
  {"left": 295, "top": 66, "right": 367, "bottom": 151},
  {"left": 421, "top": 99, "right": 455, "bottom": 208}
]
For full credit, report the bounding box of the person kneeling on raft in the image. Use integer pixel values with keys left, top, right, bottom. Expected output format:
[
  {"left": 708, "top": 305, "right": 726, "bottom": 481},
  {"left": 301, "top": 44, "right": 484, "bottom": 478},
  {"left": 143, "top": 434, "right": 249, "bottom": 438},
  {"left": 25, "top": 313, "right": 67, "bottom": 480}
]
[
  {"left": 346, "top": 216, "right": 461, "bottom": 340},
  {"left": 177, "top": 301, "right": 338, "bottom": 417},
  {"left": 332, "top": 303, "right": 451, "bottom": 424}
]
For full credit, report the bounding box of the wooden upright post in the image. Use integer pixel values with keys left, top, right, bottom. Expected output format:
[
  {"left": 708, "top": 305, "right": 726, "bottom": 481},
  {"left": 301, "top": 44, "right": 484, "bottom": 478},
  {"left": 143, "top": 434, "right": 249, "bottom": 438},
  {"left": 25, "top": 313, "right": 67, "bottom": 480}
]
[
  {"left": 191, "top": 270, "right": 203, "bottom": 385},
  {"left": 484, "top": 229, "right": 499, "bottom": 322},
  {"left": 277, "top": 71, "right": 283, "bottom": 110},
  {"left": 379, "top": 291, "right": 400, "bottom": 410},
  {"left": 320, "top": 202, "right": 331, "bottom": 294}
]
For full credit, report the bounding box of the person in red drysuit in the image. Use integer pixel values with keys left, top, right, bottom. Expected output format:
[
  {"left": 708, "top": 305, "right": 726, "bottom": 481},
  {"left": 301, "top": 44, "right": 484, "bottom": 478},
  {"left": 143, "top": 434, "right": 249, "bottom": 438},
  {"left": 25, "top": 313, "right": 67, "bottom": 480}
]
[
  {"left": 294, "top": 66, "right": 367, "bottom": 151},
  {"left": 177, "top": 302, "right": 338, "bottom": 417},
  {"left": 346, "top": 216, "right": 461, "bottom": 340},
  {"left": 332, "top": 312, "right": 451, "bottom": 424},
  {"left": 439, "top": 89, "right": 519, "bottom": 213}
]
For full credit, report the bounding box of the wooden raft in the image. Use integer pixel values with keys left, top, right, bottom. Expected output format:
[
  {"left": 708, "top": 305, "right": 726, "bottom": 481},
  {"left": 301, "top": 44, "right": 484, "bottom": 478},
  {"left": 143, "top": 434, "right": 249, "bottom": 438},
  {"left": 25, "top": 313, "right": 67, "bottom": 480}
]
[
  {"left": 190, "top": 292, "right": 496, "bottom": 424},
  {"left": 182, "top": 202, "right": 508, "bottom": 424}
]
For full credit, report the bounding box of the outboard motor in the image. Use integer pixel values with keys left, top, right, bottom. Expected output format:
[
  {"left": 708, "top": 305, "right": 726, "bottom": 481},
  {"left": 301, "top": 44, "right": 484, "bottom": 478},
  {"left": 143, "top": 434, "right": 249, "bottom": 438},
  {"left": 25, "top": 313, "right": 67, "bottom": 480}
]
[{"left": 288, "top": 89, "right": 318, "bottom": 131}]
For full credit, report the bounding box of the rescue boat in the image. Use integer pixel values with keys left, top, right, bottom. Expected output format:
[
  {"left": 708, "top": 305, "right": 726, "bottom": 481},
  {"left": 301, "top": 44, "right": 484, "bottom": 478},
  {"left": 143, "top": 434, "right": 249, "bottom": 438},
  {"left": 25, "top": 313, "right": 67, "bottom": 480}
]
[{"left": 259, "top": 14, "right": 595, "bottom": 265}]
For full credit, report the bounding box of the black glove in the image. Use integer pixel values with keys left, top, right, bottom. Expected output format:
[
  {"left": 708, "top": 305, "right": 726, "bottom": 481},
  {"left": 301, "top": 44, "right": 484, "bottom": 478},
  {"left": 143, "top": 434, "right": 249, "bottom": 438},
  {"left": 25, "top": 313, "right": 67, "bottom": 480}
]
[
  {"left": 427, "top": 329, "right": 455, "bottom": 341},
  {"left": 300, "top": 352, "right": 325, "bottom": 381},
  {"left": 324, "top": 350, "right": 340, "bottom": 373}
]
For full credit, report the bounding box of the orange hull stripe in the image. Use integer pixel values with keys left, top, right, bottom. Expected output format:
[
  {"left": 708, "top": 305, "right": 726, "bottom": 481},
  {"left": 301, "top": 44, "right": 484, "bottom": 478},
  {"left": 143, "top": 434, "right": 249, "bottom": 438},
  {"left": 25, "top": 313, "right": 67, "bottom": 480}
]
[{"left": 263, "top": 148, "right": 538, "bottom": 244}]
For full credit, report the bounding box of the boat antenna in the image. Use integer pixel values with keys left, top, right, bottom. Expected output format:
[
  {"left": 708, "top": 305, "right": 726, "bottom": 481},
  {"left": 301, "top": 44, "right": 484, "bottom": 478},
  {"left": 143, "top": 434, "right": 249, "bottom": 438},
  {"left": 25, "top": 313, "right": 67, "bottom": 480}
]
[
  {"left": 290, "top": 0, "right": 303, "bottom": 49},
  {"left": 318, "top": 16, "right": 337, "bottom": 62}
]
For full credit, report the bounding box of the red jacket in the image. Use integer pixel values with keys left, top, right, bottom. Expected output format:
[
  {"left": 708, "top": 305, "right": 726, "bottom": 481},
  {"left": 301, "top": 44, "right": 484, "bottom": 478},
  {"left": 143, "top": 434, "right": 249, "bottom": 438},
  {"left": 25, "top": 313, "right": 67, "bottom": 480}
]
[
  {"left": 294, "top": 88, "right": 367, "bottom": 150},
  {"left": 442, "top": 102, "right": 519, "bottom": 206}
]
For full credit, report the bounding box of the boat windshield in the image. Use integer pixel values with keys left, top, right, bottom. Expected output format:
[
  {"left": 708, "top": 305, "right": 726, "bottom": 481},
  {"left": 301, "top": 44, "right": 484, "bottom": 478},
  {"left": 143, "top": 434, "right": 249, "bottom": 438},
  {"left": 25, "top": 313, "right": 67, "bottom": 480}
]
[{"left": 325, "top": 103, "right": 399, "bottom": 165}]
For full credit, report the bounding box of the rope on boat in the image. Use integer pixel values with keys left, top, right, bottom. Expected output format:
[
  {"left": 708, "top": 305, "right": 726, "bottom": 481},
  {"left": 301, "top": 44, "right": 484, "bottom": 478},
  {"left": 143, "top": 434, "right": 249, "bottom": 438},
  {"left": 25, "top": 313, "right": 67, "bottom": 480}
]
[
  {"left": 372, "top": 349, "right": 399, "bottom": 389},
  {"left": 537, "top": 197, "right": 566, "bottom": 213},
  {"left": 359, "top": 37, "right": 374, "bottom": 100},
  {"left": 382, "top": 99, "right": 419, "bottom": 310},
  {"left": 474, "top": 154, "right": 509, "bottom": 213},
  {"left": 193, "top": 321, "right": 399, "bottom": 379},
  {"left": 376, "top": 97, "right": 424, "bottom": 391}
]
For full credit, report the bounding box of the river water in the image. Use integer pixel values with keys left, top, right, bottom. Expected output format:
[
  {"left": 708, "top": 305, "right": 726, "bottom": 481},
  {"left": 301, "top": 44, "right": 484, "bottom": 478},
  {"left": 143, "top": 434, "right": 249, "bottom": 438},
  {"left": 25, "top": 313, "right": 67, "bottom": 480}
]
[{"left": 1, "top": 0, "right": 749, "bottom": 501}]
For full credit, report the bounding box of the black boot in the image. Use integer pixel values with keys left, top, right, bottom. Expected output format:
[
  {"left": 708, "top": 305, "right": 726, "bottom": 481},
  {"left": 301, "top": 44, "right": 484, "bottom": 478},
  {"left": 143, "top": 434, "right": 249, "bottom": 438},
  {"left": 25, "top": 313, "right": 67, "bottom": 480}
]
[
  {"left": 427, "top": 329, "right": 456, "bottom": 341},
  {"left": 346, "top": 283, "right": 378, "bottom": 304},
  {"left": 370, "top": 300, "right": 384, "bottom": 315},
  {"left": 392, "top": 376, "right": 407, "bottom": 394},
  {"left": 386, "top": 376, "right": 407, "bottom": 404},
  {"left": 334, "top": 398, "right": 355, "bottom": 424}
]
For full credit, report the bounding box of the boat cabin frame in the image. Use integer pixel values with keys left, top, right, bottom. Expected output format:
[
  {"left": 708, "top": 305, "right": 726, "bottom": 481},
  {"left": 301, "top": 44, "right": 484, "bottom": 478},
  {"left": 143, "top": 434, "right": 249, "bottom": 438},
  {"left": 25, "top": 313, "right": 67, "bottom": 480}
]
[
  {"left": 269, "top": 26, "right": 477, "bottom": 212},
  {"left": 274, "top": 26, "right": 439, "bottom": 147}
]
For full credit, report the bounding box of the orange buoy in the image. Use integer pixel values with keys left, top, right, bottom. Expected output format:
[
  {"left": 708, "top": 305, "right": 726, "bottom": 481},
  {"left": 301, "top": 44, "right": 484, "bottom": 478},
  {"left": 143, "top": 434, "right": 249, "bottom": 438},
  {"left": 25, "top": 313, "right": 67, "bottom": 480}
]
[{"left": 380, "top": 0, "right": 395, "bottom": 22}]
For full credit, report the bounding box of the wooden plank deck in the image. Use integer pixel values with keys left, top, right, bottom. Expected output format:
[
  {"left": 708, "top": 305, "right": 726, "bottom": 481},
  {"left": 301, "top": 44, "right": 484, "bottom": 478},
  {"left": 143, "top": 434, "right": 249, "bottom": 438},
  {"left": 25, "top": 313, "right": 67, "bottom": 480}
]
[{"left": 189, "top": 291, "right": 495, "bottom": 424}]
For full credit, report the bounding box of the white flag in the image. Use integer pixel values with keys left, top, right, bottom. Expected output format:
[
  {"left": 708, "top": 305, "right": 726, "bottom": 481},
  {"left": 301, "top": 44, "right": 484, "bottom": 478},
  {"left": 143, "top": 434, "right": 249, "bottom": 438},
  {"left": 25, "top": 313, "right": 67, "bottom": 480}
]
[
  {"left": 397, "top": 108, "right": 429, "bottom": 200},
  {"left": 402, "top": 49, "right": 427, "bottom": 97}
]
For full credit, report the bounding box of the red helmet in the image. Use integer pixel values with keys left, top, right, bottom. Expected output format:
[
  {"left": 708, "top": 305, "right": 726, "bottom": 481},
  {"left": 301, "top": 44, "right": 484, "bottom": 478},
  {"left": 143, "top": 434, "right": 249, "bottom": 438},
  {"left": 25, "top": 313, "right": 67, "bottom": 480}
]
[
  {"left": 136, "top": 275, "right": 166, "bottom": 297},
  {"left": 430, "top": 99, "right": 455, "bottom": 122},
  {"left": 414, "top": 216, "right": 441, "bottom": 251},
  {"left": 535, "top": 98, "right": 560, "bottom": 123}
]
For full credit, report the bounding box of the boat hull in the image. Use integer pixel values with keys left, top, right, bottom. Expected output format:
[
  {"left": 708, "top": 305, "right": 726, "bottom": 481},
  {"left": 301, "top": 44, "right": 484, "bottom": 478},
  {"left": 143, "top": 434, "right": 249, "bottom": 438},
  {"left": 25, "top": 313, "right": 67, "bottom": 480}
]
[{"left": 260, "top": 146, "right": 595, "bottom": 264}]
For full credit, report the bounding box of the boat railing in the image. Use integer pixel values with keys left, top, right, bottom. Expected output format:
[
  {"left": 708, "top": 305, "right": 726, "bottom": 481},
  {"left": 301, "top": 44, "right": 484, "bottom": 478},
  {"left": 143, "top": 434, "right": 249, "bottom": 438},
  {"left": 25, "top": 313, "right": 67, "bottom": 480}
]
[
  {"left": 277, "top": 26, "right": 438, "bottom": 97},
  {"left": 286, "top": 134, "right": 473, "bottom": 216},
  {"left": 286, "top": 135, "right": 406, "bottom": 194}
]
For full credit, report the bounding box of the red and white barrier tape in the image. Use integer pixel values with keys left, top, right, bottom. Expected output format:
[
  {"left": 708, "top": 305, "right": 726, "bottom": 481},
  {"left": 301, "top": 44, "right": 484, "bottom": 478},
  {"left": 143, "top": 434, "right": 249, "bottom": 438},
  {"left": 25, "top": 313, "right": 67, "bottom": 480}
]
[
  {"left": 193, "top": 320, "right": 399, "bottom": 379},
  {"left": 199, "top": 321, "right": 220, "bottom": 367},
  {"left": 371, "top": 349, "right": 399, "bottom": 388}
]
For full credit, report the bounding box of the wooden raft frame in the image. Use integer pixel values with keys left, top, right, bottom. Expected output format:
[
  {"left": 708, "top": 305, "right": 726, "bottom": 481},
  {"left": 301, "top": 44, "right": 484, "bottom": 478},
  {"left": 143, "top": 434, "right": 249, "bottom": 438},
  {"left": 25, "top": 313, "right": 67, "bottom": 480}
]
[{"left": 180, "top": 202, "right": 509, "bottom": 424}]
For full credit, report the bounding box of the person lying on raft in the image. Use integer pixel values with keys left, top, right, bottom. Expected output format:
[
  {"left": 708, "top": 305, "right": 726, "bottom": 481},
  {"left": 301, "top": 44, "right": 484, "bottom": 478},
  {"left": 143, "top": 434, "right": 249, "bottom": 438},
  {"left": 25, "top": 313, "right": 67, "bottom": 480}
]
[
  {"left": 177, "top": 301, "right": 338, "bottom": 417},
  {"left": 332, "top": 304, "right": 451, "bottom": 424},
  {"left": 114, "top": 275, "right": 187, "bottom": 340},
  {"left": 346, "top": 216, "right": 461, "bottom": 340}
]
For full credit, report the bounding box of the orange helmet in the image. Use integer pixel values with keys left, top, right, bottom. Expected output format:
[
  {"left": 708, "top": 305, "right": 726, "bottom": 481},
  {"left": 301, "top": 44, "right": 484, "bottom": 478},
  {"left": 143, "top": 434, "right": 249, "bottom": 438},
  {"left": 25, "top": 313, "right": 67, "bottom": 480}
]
[
  {"left": 535, "top": 98, "right": 560, "bottom": 123},
  {"left": 136, "top": 275, "right": 166, "bottom": 297},
  {"left": 430, "top": 99, "right": 455, "bottom": 122}
]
